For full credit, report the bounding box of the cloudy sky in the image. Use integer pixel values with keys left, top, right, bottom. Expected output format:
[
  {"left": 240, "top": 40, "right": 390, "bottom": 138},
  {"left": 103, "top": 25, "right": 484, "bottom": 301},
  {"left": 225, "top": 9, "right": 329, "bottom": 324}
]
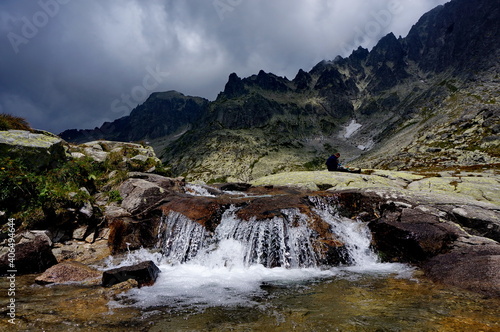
[{"left": 0, "top": 0, "right": 449, "bottom": 134}]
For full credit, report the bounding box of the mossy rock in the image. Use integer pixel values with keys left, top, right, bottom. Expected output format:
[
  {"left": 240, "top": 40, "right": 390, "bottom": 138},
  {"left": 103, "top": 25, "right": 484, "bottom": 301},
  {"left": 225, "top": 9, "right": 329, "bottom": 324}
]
[{"left": 0, "top": 130, "right": 67, "bottom": 170}]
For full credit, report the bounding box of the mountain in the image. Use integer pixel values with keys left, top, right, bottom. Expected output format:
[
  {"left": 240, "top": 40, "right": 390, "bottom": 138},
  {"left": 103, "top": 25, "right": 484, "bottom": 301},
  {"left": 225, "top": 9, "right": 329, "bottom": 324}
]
[
  {"left": 60, "top": 91, "right": 209, "bottom": 149},
  {"left": 62, "top": 0, "right": 499, "bottom": 182}
]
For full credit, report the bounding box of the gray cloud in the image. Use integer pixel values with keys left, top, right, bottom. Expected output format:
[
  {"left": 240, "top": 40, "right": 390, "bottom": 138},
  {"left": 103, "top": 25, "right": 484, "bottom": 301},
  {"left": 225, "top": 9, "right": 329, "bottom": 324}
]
[{"left": 0, "top": 0, "right": 448, "bottom": 133}]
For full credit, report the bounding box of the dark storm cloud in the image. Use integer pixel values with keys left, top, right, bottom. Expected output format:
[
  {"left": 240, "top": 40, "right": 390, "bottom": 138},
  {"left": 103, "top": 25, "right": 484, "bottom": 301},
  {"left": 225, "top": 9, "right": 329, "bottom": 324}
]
[{"left": 0, "top": 0, "right": 448, "bottom": 133}]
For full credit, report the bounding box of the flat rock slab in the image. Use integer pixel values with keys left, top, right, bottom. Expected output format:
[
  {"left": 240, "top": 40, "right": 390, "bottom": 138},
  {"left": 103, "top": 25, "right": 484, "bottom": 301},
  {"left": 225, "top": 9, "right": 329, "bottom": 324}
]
[{"left": 102, "top": 260, "right": 160, "bottom": 287}]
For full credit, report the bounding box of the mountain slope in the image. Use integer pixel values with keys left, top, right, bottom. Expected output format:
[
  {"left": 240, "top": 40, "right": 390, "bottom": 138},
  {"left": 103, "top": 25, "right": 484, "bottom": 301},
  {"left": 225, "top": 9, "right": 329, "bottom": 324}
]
[
  {"left": 62, "top": 0, "right": 499, "bottom": 182},
  {"left": 61, "top": 91, "right": 209, "bottom": 146}
]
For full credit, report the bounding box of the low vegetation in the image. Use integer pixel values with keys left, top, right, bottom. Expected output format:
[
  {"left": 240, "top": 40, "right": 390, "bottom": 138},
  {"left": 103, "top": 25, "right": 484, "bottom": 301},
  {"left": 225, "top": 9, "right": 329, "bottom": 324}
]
[{"left": 0, "top": 113, "right": 33, "bottom": 131}]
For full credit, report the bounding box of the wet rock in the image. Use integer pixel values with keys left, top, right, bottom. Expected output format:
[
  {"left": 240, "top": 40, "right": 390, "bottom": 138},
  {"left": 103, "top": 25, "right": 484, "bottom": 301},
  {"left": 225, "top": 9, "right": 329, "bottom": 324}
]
[
  {"left": 423, "top": 237, "right": 500, "bottom": 297},
  {"left": 0, "top": 231, "right": 57, "bottom": 275},
  {"left": 102, "top": 260, "right": 160, "bottom": 287},
  {"left": 218, "top": 182, "right": 252, "bottom": 192},
  {"left": 35, "top": 261, "right": 102, "bottom": 285},
  {"left": 160, "top": 196, "right": 231, "bottom": 231},
  {"left": 108, "top": 217, "right": 159, "bottom": 254},
  {"left": 368, "top": 207, "right": 462, "bottom": 263}
]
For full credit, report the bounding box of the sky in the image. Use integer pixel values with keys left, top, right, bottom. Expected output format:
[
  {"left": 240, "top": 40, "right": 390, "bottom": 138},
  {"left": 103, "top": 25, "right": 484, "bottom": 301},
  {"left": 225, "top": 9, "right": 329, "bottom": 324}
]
[{"left": 0, "top": 0, "right": 449, "bottom": 134}]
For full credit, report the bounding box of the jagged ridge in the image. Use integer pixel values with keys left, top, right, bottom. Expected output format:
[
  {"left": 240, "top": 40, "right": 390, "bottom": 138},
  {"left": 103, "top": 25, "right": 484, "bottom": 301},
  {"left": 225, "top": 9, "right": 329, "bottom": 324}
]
[{"left": 62, "top": 0, "right": 499, "bottom": 182}]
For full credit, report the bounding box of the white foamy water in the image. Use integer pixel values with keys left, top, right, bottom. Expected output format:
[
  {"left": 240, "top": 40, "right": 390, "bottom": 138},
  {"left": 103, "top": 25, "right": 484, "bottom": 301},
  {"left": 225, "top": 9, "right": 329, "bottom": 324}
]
[{"left": 108, "top": 203, "right": 413, "bottom": 310}]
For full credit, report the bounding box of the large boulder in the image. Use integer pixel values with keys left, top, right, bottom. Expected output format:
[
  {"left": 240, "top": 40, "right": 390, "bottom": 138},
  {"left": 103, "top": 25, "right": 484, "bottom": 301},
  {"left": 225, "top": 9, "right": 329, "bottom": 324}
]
[
  {"left": 0, "top": 231, "right": 57, "bottom": 275},
  {"left": 423, "top": 236, "right": 500, "bottom": 297},
  {"left": 368, "top": 205, "right": 465, "bottom": 263},
  {"left": 331, "top": 188, "right": 500, "bottom": 297},
  {"left": 0, "top": 130, "right": 67, "bottom": 170}
]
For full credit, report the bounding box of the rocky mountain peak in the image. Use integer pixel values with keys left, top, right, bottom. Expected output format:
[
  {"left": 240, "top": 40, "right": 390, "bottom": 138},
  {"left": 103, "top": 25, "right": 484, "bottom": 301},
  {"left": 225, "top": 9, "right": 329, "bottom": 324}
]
[
  {"left": 62, "top": 0, "right": 499, "bottom": 183},
  {"left": 221, "top": 73, "right": 247, "bottom": 99}
]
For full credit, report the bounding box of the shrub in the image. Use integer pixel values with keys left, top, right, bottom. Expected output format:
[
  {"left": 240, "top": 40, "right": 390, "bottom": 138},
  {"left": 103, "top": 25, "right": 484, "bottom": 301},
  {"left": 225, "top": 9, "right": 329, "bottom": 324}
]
[
  {"left": 0, "top": 113, "right": 32, "bottom": 131},
  {"left": 0, "top": 156, "right": 104, "bottom": 230}
]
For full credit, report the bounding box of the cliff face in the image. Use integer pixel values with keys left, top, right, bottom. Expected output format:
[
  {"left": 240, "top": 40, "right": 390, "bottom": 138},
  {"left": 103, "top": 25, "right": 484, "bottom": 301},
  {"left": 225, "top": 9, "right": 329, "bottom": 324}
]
[{"left": 62, "top": 0, "right": 499, "bottom": 182}]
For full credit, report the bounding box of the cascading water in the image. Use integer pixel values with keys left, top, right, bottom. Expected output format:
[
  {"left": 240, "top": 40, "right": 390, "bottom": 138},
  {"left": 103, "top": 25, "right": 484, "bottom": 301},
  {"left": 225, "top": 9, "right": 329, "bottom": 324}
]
[
  {"left": 116, "top": 196, "right": 411, "bottom": 310},
  {"left": 159, "top": 206, "right": 320, "bottom": 269}
]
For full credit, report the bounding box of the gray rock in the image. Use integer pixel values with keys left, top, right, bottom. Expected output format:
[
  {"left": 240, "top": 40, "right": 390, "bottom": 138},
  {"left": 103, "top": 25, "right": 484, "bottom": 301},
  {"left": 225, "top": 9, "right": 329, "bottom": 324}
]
[{"left": 0, "top": 130, "right": 67, "bottom": 170}]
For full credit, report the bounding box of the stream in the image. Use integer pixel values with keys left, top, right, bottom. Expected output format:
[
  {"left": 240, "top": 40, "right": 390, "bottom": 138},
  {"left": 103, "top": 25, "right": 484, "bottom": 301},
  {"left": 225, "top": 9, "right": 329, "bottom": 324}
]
[{"left": 1, "top": 187, "right": 499, "bottom": 331}]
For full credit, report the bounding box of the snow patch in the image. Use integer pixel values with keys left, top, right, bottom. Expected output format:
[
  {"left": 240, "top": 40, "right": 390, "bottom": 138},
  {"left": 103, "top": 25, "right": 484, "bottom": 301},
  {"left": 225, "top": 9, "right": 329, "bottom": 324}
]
[{"left": 342, "top": 120, "right": 362, "bottom": 139}]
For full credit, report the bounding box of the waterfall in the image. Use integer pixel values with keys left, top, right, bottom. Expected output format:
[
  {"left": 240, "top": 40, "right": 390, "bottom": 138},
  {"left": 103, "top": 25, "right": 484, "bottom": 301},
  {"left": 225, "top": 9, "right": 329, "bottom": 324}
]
[
  {"left": 158, "top": 203, "right": 377, "bottom": 269},
  {"left": 123, "top": 199, "right": 411, "bottom": 310}
]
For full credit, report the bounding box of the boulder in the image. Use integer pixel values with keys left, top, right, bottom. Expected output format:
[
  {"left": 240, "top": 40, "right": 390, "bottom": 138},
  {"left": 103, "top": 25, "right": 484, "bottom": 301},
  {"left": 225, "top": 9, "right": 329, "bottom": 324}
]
[
  {"left": 51, "top": 239, "right": 110, "bottom": 264},
  {"left": 102, "top": 260, "right": 160, "bottom": 287},
  {"left": 422, "top": 236, "right": 500, "bottom": 297},
  {"left": 35, "top": 261, "right": 102, "bottom": 285},
  {"left": 75, "top": 141, "right": 162, "bottom": 166},
  {"left": 119, "top": 179, "right": 167, "bottom": 214},
  {"left": 0, "top": 231, "right": 57, "bottom": 275},
  {"left": 368, "top": 206, "right": 464, "bottom": 263},
  {"left": 0, "top": 130, "right": 67, "bottom": 170},
  {"left": 108, "top": 217, "right": 159, "bottom": 254}
]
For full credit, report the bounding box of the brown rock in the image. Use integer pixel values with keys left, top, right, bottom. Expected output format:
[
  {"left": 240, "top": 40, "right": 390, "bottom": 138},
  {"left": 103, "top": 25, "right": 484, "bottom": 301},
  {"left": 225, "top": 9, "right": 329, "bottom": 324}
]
[
  {"left": 35, "top": 261, "right": 102, "bottom": 285},
  {"left": 160, "top": 196, "right": 231, "bottom": 231},
  {"left": 108, "top": 217, "right": 159, "bottom": 254}
]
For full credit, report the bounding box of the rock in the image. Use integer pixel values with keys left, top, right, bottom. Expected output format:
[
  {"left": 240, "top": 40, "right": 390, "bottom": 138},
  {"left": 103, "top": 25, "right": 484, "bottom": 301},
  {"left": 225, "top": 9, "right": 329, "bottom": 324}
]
[
  {"left": 0, "top": 231, "right": 57, "bottom": 275},
  {"left": 251, "top": 170, "right": 500, "bottom": 207},
  {"left": 119, "top": 179, "right": 167, "bottom": 214},
  {"left": 72, "top": 141, "right": 162, "bottom": 169},
  {"left": 108, "top": 217, "right": 159, "bottom": 254},
  {"left": 102, "top": 261, "right": 160, "bottom": 287},
  {"left": 218, "top": 182, "right": 252, "bottom": 192},
  {"left": 72, "top": 226, "right": 88, "bottom": 240},
  {"left": 368, "top": 206, "right": 463, "bottom": 263},
  {"left": 422, "top": 237, "right": 500, "bottom": 297},
  {"left": 160, "top": 195, "right": 231, "bottom": 231},
  {"left": 35, "top": 261, "right": 102, "bottom": 285},
  {"left": 127, "top": 172, "right": 185, "bottom": 193},
  {"left": 0, "top": 130, "right": 67, "bottom": 170},
  {"left": 450, "top": 205, "right": 500, "bottom": 242},
  {"left": 52, "top": 239, "right": 110, "bottom": 264}
]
